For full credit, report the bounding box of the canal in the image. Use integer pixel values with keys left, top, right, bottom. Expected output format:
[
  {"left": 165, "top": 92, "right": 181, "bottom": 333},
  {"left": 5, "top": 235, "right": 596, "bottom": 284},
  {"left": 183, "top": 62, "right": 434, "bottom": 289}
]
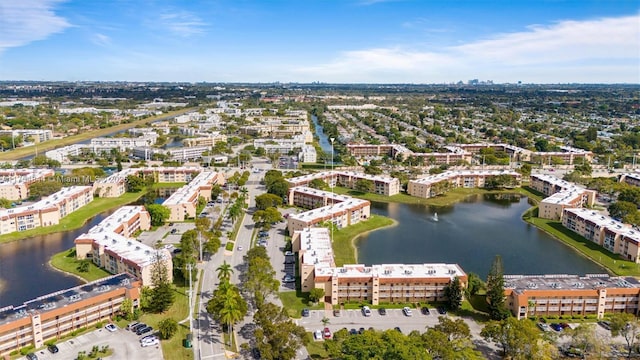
[
  {"left": 311, "top": 115, "right": 334, "bottom": 157},
  {"left": 0, "top": 210, "right": 116, "bottom": 306},
  {"left": 357, "top": 194, "right": 606, "bottom": 279}
]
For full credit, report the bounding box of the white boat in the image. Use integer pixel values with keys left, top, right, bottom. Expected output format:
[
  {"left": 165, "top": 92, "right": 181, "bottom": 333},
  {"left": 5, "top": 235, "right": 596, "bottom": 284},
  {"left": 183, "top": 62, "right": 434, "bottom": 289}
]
[{"left": 432, "top": 212, "right": 438, "bottom": 222}]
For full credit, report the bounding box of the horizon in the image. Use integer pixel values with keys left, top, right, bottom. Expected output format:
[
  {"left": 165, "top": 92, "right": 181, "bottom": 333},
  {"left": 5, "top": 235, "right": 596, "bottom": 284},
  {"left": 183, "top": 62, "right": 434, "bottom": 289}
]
[{"left": 0, "top": 0, "right": 638, "bottom": 84}]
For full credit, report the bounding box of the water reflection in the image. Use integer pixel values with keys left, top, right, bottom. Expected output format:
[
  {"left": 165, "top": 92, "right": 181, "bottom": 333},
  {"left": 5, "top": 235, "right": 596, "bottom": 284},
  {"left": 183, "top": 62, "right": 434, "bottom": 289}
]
[{"left": 358, "top": 195, "right": 606, "bottom": 278}]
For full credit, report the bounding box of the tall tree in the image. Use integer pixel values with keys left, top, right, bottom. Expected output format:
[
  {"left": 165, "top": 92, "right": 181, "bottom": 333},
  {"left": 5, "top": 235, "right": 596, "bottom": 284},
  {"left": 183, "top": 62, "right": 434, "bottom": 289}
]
[
  {"left": 145, "top": 251, "right": 174, "bottom": 313},
  {"left": 443, "top": 276, "right": 463, "bottom": 310},
  {"left": 216, "top": 261, "right": 234, "bottom": 282},
  {"left": 254, "top": 302, "right": 309, "bottom": 360},
  {"left": 145, "top": 204, "right": 170, "bottom": 226},
  {"left": 481, "top": 318, "right": 558, "bottom": 359},
  {"left": 486, "top": 255, "right": 509, "bottom": 320},
  {"left": 610, "top": 312, "right": 640, "bottom": 359}
]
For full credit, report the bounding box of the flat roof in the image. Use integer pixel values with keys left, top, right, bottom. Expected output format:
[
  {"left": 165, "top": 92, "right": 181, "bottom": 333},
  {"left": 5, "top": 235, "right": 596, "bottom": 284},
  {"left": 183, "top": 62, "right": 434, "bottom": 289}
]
[
  {"left": 88, "top": 205, "right": 146, "bottom": 234},
  {"left": 0, "top": 186, "right": 92, "bottom": 217},
  {"left": 296, "top": 228, "right": 335, "bottom": 269},
  {"left": 163, "top": 170, "right": 218, "bottom": 206},
  {"left": 411, "top": 169, "right": 521, "bottom": 186},
  {"left": 287, "top": 170, "right": 398, "bottom": 186},
  {"left": 289, "top": 198, "right": 369, "bottom": 223},
  {"left": 77, "top": 230, "right": 170, "bottom": 268},
  {"left": 564, "top": 208, "right": 640, "bottom": 243},
  {"left": 504, "top": 273, "right": 639, "bottom": 295},
  {"left": 315, "top": 263, "right": 466, "bottom": 279},
  {"left": 291, "top": 186, "right": 352, "bottom": 203},
  {"left": 541, "top": 190, "right": 587, "bottom": 205},
  {"left": 0, "top": 273, "right": 137, "bottom": 326}
]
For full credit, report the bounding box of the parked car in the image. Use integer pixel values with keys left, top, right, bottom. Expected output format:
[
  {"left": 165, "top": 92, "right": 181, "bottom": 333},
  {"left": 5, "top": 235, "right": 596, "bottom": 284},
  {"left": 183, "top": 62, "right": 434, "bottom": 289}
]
[
  {"left": 136, "top": 326, "right": 153, "bottom": 336},
  {"left": 126, "top": 322, "right": 140, "bottom": 331},
  {"left": 361, "top": 306, "right": 372, "bottom": 317},
  {"left": 313, "top": 330, "right": 323, "bottom": 340},
  {"left": 323, "top": 327, "right": 332, "bottom": 339},
  {"left": 333, "top": 309, "right": 341, "bottom": 317},
  {"left": 550, "top": 323, "right": 563, "bottom": 332},
  {"left": 537, "top": 323, "right": 551, "bottom": 332},
  {"left": 402, "top": 307, "right": 413, "bottom": 316},
  {"left": 598, "top": 321, "right": 611, "bottom": 330},
  {"left": 349, "top": 328, "right": 358, "bottom": 335},
  {"left": 358, "top": 327, "right": 366, "bottom": 334},
  {"left": 284, "top": 251, "right": 294, "bottom": 256},
  {"left": 131, "top": 323, "right": 147, "bottom": 332},
  {"left": 48, "top": 345, "right": 59, "bottom": 354},
  {"left": 394, "top": 327, "right": 402, "bottom": 333},
  {"left": 141, "top": 337, "right": 159, "bottom": 347},
  {"left": 378, "top": 307, "right": 387, "bottom": 315},
  {"left": 301, "top": 308, "right": 310, "bottom": 317},
  {"left": 421, "top": 307, "right": 430, "bottom": 315},
  {"left": 26, "top": 353, "right": 38, "bottom": 360},
  {"left": 141, "top": 335, "right": 158, "bottom": 342},
  {"left": 105, "top": 323, "right": 117, "bottom": 332},
  {"left": 437, "top": 307, "right": 447, "bottom": 315},
  {"left": 282, "top": 274, "right": 295, "bottom": 283}
]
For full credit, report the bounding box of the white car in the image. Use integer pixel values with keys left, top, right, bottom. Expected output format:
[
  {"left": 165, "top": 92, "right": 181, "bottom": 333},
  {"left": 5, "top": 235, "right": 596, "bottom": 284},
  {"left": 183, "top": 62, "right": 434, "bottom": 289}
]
[
  {"left": 141, "top": 337, "right": 159, "bottom": 347},
  {"left": 105, "top": 323, "right": 117, "bottom": 332},
  {"left": 402, "top": 307, "right": 413, "bottom": 316},
  {"left": 361, "top": 306, "right": 372, "bottom": 317},
  {"left": 313, "top": 330, "right": 323, "bottom": 341}
]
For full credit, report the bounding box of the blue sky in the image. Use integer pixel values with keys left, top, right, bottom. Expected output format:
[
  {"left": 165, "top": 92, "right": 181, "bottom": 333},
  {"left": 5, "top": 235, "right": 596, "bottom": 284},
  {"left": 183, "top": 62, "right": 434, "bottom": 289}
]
[{"left": 0, "top": 0, "right": 638, "bottom": 83}]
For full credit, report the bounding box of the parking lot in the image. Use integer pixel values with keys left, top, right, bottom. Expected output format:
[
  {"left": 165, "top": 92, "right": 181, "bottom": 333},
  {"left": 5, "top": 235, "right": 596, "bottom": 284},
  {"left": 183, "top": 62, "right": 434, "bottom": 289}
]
[{"left": 19, "top": 324, "right": 162, "bottom": 360}]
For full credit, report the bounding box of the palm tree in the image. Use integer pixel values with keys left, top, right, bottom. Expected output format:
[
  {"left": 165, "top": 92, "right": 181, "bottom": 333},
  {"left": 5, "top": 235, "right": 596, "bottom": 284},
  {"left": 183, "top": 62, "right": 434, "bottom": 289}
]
[
  {"left": 216, "top": 261, "right": 234, "bottom": 282},
  {"left": 219, "top": 296, "right": 245, "bottom": 347}
]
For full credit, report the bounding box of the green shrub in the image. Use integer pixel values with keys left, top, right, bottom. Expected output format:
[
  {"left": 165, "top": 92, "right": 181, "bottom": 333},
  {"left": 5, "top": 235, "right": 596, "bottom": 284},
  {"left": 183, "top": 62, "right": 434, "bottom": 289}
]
[{"left": 20, "top": 345, "right": 35, "bottom": 355}]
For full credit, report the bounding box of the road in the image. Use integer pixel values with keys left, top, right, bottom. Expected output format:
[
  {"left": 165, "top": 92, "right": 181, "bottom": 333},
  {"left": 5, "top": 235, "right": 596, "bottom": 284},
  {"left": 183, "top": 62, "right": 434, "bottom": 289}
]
[{"left": 194, "top": 158, "right": 311, "bottom": 359}]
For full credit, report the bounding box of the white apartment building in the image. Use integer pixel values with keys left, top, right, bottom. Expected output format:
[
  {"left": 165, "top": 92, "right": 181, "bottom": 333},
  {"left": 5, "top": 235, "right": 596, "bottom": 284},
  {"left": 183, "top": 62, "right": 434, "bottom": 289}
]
[
  {"left": 0, "top": 186, "right": 94, "bottom": 235},
  {"left": 530, "top": 174, "right": 597, "bottom": 220},
  {"left": 163, "top": 171, "right": 224, "bottom": 221},
  {"left": 287, "top": 171, "right": 400, "bottom": 196},
  {"left": 0, "top": 129, "right": 52, "bottom": 143},
  {"left": 407, "top": 170, "right": 522, "bottom": 199},
  {"left": 0, "top": 169, "right": 55, "bottom": 200}
]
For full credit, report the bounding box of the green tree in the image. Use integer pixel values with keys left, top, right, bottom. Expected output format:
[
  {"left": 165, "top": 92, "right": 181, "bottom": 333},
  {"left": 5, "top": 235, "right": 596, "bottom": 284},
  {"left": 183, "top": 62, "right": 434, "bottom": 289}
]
[
  {"left": 255, "top": 193, "right": 283, "bottom": 210},
  {"left": 244, "top": 255, "right": 279, "bottom": 305},
  {"left": 254, "top": 302, "right": 308, "bottom": 360},
  {"left": 145, "top": 251, "right": 174, "bottom": 313},
  {"left": 486, "top": 255, "right": 509, "bottom": 320},
  {"left": 443, "top": 276, "right": 463, "bottom": 310},
  {"left": 568, "top": 323, "right": 609, "bottom": 359},
  {"left": 354, "top": 179, "right": 375, "bottom": 193},
  {"left": 145, "top": 204, "right": 170, "bottom": 226},
  {"left": 206, "top": 281, "right": 247, "bottom": 348},
  {"left": 608, "top": 201, "right": 639, "bottom": 222},
  {"left": 481, "top": 317, "right": 558, "bottom": 359},
  {"left": 0, "top": 198, "right": 13, "bottom": 208},
  {"left": 610, "top": 312, "right": 640, "bottom": 359},
  {"left": 28, "top": 180, "right": 63, "bottom": 200},
  {"left": 618, "top": 187, "right": 640, "bottom": 207},
  {"left": 309, "top": 288, "right": 325, "bottom": 303},
  {"left": 125, "top": 174, "right": 145, "bottom": 192},
  {"left": 308, "top": 178, "right": 327, "bottom": 190},
  {"left": 466, "top": 272, "right": 485, "bottom": 297},
  {"left": 158, "top": 318, "right": 178, "bottom": 340},
  {"left": 267, "top": 178, "right": 289, "bottom": 199},
  {"left": 216, "top": 261, "right": 234, "bottom": 282},
  {"left": 119, "top": 298, "right": 134, "bottom": 320}
]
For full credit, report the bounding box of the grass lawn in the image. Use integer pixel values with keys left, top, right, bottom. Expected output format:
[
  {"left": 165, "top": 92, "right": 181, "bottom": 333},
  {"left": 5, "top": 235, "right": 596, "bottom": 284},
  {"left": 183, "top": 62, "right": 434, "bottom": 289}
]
[
  {"left": 152, "top": 182, "right": 186, "bottom": 189},
  {"left": 50, "top": 248, "right": 111, "bottom": 282},
  {"left": 279, "top": 291, "right": 324, "bottom": 318},
  {"left": 138, "top": 285, "right": 193, "bottom": 360},
  {"left": 332, "top": 186, "right": 531, "bottom": 207},
  {"left": 526, "top": 217, "right": 640, "bottom": 276},
  {"left": 0, "top": 108, "right": 195, "bottom": 161},
  {"left": 332, "top": 214, "right": 395, "bottom": 266},
  {"left": 0, "top": 192, "right": 145, "bottom": 244},
  {"left": 306, "top": 339, "right": 329, "bottom": 360}
]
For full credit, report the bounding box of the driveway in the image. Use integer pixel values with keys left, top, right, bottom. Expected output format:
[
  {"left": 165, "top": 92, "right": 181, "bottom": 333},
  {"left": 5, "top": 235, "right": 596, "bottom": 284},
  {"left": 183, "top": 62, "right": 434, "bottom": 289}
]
[{"left": 20, "top": 325, "right": 162, "bottom": 360}]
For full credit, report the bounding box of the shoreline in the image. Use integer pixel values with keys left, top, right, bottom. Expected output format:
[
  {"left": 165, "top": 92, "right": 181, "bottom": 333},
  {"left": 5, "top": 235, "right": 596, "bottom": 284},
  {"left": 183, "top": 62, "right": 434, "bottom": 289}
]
[
  {"left": 47, "top": 258, "right": 91, "bottom": 284},
  {"left": 352, "top": 218, "right": 399, "bottom": 263}
]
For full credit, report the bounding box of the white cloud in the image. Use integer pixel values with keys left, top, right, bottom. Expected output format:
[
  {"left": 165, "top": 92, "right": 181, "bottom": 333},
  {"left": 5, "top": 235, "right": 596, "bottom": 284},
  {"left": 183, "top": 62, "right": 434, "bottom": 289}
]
[
  {"left": 158, "top": 11, "right": 207, "bottom": 37},
  {"left": 91, "top": 33, "right": 111, "bottom": 47},
  {"left": 0, "top": 0, "right": 70, "bottom": 52},
  {"left": 294, "top": 14, "right": 640, "bottom": 83}
]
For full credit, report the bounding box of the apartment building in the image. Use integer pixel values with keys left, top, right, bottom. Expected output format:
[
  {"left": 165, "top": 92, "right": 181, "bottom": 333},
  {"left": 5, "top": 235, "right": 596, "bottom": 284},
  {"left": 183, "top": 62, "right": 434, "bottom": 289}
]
[
  {"left": 287, "top": 171, "right": 400, "bottom": 196},
  {"left": 298, "top": 145, "right": 317, "bottom": 163},
  {"left": 408, "top": 170, "right": 522, "bottom": 199},
  {"left": 505, "top": 274, "right": 640, "bottom": 320},
  {"left": 620, "top": 173, "right": 640, "bottom": 187},
  {"left": 90, "top": 134, "right": 157, "bottom": 150},
  {"left": 0, "top": 129, "right": 52, "bottom": 143},
  {"left": 74, "top": 205, "right": 173, "bottom": 286},
  {"left": 0, "top": 274, "right": 141, "bottom": 357},
  {"left": 290, "top": 227, "right": 466, "bottom": 305},
  {"left": 562, "top": 208, "right": 640, "bottom": 262},
  {"left": 0, "top": 186, "right": 93, "bottom": 235},
  {"left": 346, "top": 143, "right": 473, "bottom": 165},
  {"left": 530, "top": 174, "right": 597, "bottom": 220},
  {"left": 93, "top": 166, "right": 204, "bottom": 198},
  {"left": 242, "top": 119, "right": 310, "bottom": 137},
  {"left": 0, "top": 169, "right": 55, "bottom": 200},
  {"left": 287, "top": 195, "right": 370, "bottom": 233},
  {"left": 182, "top": 132, "right": 227, "bottom": 147},
  {"left": 163, "top": 171, "right": 224, "bottom": 221}
]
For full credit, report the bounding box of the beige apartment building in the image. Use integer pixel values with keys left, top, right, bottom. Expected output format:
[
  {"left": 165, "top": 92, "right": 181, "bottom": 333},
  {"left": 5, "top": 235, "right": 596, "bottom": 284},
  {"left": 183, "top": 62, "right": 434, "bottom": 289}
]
[
  {"left": 286, "top": 186, "right": 371, "bottom": 233},
  {"left": 0, "top": 274, "right": 141, "bottom": 357},
  {"left": 562, "top": 208, "right": 640, "bottom": 262},
  {"left": 93, "top": 166, "right": 205, "bottom": 198},
  {"left": 75, "top": 206, "right": 173, "bottom": 286},
  {"left": 182, "top": 132, "right": 227, "bottom": 147},
  {"left": 291, "top": 227, "right": 467, "bottom": 305},
  {"left": 0, "top": 186, "right": 93, "bottom": 235},
  {"left": 163, "top": 171, "right": 224, "bottom": 221},
  {"left": 505, "top": 274, "right": 640, "bottom": 320},
  {"left": 287, "top": 171, "right": 400, "bottom": 196},
  {"left": 530, "top": 174, "right": 597, "bottom": 220},
  {"left": 346, "top": 143, "right": 472, "bottom": 165},
  {"left": 0, "top": 169, "right": 55, "bottom": 201},
  {"left": 408, "top": 170, "right": 521, "bottom": 199}
]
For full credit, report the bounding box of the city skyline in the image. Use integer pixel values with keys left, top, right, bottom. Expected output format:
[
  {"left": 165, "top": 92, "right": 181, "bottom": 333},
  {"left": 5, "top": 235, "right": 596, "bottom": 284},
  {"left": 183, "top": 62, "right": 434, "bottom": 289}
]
[{"left": 0, "top": 0, "right": 638, "bottom": 84}]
